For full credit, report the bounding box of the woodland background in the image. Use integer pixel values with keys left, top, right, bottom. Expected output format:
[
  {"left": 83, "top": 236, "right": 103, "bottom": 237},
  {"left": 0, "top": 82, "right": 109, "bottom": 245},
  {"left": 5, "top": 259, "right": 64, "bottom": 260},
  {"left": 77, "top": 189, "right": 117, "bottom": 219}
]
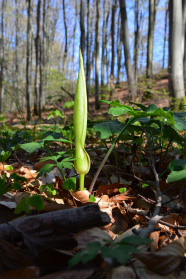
[{"left": 0, "top": 0, "right": 185, "bottom": 120}]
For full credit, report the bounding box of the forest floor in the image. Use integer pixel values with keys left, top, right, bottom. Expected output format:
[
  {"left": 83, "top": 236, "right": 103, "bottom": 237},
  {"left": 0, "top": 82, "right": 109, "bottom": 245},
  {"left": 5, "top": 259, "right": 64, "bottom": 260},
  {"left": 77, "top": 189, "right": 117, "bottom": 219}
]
[{"left": 0, "top": 76, "right": 186, "bottom": 279}]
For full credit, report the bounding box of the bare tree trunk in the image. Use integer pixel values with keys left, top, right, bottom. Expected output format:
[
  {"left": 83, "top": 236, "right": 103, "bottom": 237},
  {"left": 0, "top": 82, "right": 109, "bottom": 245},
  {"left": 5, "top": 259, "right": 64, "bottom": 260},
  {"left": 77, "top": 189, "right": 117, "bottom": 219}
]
[
  {"left": 86, "top": 0, "right": 90, "bottom": 108},
  {"left": 168, "top": 0, "right": 185, "bottom": 99},
  {"left": 134, "top": 0, "right": 139, "bottom": 83},
  {"left": 34, "top": 0, "right": 41, "bottom": 115},
  {"left": 162, "top": 1, "right": 168, "bottom": 70},
  {"left": 183, "top": 0, "right": 186, "bottom": 82},
  {"left": 101, "top": 0, "right": 106, "bottom": 88},
  {"left": 80, "top": 0, "right": 85, "bottom": 60},
  {"left": 119, "top": 0, "right": 136, "bottom": 100},
  {"left": 95, "top": 0, "right": 100, "bottom": 110},
  {"left": 117, "top": 15, "right": 122, "bottom": 84},
  {"left": 146, "top": 0, "right": 160, "bottom": 78},
  {"left": 72, "top": 1, "right": 77, "bottom": 80},
  {"left": 15, "top": 0, "right": 20, "bottom": 99},
  {"left": 0, "top": 0, "right": 5, "bottom": 114},
  {"left": 26, "top": 0, "right": 32, "bottom": 121},
  {"left": 111, "top": 0, "right": 116, "bottom": 77},
  {"left": 62, "top": 0, "right": 68, "bottom": 73}
]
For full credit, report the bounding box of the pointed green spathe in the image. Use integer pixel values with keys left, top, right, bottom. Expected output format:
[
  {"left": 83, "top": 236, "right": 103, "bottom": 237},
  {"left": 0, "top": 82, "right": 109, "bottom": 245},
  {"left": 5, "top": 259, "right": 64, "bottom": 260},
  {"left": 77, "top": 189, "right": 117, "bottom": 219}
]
[{"left": 73, "top": 49, "right": 90, "bottom": 190}]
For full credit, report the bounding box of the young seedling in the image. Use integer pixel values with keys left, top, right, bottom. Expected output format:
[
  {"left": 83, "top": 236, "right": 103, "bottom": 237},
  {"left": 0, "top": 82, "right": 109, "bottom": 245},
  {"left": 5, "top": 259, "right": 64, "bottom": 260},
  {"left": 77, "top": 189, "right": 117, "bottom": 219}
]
[{"left": 73, "top": 50, "right": 90, "bottom": 190}]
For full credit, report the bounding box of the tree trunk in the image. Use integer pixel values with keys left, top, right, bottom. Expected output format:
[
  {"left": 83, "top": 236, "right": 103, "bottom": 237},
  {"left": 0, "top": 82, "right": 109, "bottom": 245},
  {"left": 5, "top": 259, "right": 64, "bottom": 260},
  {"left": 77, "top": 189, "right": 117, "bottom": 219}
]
[
  {"left": 62, "top": 0, "right": 68, "bottom": 73},
  {"left": 0, "top": 0, "right": 5, "bottom": 114},
  {"left": 15, "top": 0, "right": 20, "bottom": 99},
  {"left": 111, "top": 0, "right": 116, "bottom": 78},
  {"left": 162, "top": 1, "right": 168, "bottom": 70},
  {"left": 80, "top": 0, "right": 85, "bottom": 60},
  {"left": 101, "top": 0, "right": 106, "bottom": 88},
  {"left": 34, "top": 0, "right": 41, "bottom": 115},
  {"left": 119, "top": 0, "right": 136, "bottom": 100},
  {"left": 146, "top": 0, "right": 160, "bottom": 78},
  {"left": 168, "top": 0, "right": 185, "bottom": 99},
  {"left": 86, "top": 0, "right": 90, "bottom": 108},
  {"left": 26, "top": 0, "right": 32, "bottom": 121},
  {"left": 134, "top": 0, "right": 139, "bottom": 83},
  {"left": 183, "top": 0, "right": 186, "bottom": 82},
  {"left": 95, "top": 0, "right": 100, "bottom": 110},
  {"left": 117, "top": 16, "right": 122, "bottom": 84}
]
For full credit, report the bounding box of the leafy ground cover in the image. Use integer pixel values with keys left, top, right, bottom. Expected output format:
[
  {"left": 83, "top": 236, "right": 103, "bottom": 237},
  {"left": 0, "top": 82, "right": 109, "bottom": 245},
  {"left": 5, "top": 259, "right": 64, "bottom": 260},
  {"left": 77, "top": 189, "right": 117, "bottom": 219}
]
[{"left": 0, "top": 79, "right": 186, "bottom": 278}]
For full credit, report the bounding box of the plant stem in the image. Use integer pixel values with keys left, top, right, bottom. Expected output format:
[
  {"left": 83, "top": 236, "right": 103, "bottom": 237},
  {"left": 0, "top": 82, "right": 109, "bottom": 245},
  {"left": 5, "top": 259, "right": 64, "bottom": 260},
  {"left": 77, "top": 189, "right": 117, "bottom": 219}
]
[
  {"left": 79, "top": 174, "right": 85, "bottom": 190},
  {"left": 89, "top": 117, "right": 136, "bottom": 193}
]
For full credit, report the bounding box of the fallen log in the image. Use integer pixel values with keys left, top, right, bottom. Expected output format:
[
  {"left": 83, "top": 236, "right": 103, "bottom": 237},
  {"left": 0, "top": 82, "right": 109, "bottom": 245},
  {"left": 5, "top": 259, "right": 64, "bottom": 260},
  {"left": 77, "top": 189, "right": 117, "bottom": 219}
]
[{"left": 0, "top": 204, "right": 110, "bottom": 252}]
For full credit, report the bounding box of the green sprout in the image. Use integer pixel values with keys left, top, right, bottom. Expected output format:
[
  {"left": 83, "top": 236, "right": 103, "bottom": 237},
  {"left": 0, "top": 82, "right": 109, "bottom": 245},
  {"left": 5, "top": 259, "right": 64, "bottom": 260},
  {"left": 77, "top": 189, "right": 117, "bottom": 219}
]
[{"left": 73, "top": 49, "right": 90, "bottom": 190}]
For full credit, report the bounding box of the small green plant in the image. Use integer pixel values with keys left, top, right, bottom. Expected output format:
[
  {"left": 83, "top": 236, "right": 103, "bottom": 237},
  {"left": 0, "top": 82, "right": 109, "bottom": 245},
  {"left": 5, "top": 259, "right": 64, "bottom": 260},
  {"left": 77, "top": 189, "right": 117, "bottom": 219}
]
[
  {"left": 73, "top": 50, "right": 90, "bottom": 190},
  {"left": 68, "top": 235, "right": 151, "bottom": 269},
  {"left": 14, "top": 194, "right": 44, "bottom": 215}
]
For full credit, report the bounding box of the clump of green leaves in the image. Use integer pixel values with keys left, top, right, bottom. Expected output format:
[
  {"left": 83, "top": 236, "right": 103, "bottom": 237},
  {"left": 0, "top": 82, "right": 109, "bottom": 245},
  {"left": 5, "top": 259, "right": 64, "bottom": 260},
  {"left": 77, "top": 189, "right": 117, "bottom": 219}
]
[{"left": 68, "top": 235, "right": 151, "bottom": 269}]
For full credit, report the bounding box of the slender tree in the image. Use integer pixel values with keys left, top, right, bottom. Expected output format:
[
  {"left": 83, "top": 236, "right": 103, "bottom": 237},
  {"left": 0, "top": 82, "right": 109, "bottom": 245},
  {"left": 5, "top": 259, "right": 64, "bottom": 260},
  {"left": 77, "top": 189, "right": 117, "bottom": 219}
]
[
  {"left": 168, "top": 0, "right": 185, "bottom": 99},
  {"left": 134, "top": 0, "right": 140, "bottom": 82},
  {"left": 162, "top": 0, "right": 168, "bottom": 70},
  {"left": 80, "top": 0, "right": 85, "bottom": 60},
  {"left": 183, "top": 0, "right": 186, "bottom": 82},
  {"left": 62, "top": 0, "right": 68, "bottom": 72},
  {"left": 34, "top": 0, "right": 41, "bottom": 115},
  {"left": 146, "top": 0, "right": 160, "bottom": 78},
  {"left": 0, "top": 0, "right": 5, "bottom": 114},
  {"left": 86, "top": 0, "right": 90, "bottom": 106},
  {"left": 95, "top": 0, "right": 100, "bottom": 109},
  {"left": 26, "top": 0, "right": 32, "bottom": 121},
  {"left": 111, "top": 0, "right": 116, "bottom": 77},
  {"left": 117, "top": 15, "right": 122, "bottom": 84},
  {"left": 119, "top": 0, "right": 136, "bottom": 100}
]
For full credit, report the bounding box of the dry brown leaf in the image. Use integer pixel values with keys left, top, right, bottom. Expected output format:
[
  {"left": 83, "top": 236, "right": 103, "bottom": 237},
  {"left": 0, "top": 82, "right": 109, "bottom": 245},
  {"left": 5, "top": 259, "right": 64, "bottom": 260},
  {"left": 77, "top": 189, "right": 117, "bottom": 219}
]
[
  {"left": 109, "top": 266, "right": 135, "bottom": 279},
  {"left": 150, "top": 230, "right": 160, "bottom": 252},
  {"left": 73, "top": 190, "right": 90, "bottom": 203},
  {"left": 135, "top": 236, "right": 186, "bottom": 275},
  {"left": 109, "top": 193, "right": 133, "bottom": 203},
  {"left": 97, "top": 183, "right": 128, "bottom": 196},
  {"left": 0, "top": 266, "right": 40, "bottom": 279},
  {"left": 74, "top": 227, "right": 112, "bottom": 249}
]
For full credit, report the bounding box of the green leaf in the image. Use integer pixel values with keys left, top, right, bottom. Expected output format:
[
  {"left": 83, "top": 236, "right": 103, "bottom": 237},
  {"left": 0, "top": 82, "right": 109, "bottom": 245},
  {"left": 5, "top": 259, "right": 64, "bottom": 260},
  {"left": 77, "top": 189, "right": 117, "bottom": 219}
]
[
  {"left": 119, "top": 187, "right": 127, "bottom": 193},
  {"left": 166, "top": 169, "right": 186, "bottom": 183},
  {"left": 108, "top": 106, "right": 132, "bottom": 116},
  {"left": 93, "top": 120, "right": 125, "bottom": 139},
  {"left": 142, "top": 183, "right": 149, "bottom": 188},
  {"left": 36, "top": 164, "right": 54, "bottom": 179},
  {"left": 119, "top": 235, "right": 152, "bottom": 245},
  {"left": 88, "top": 194, "right": 96, "bottom": 202},
  {"left": 168, "top": 159, "right": 186, "bottom": 171},
  {"left": 12, "top": 182, "right": 22, "bottom": 190},
  {"left": 19, "top": 142, "right": 42, "bottom": 153},
  {"left": 102, "top": 245, "right": 137, "bottom": 265},
  {"left": 47, "top": 109, "right": 64, "bottom": 120},
  {"left": 63, "top": 177, "right": 76, "bottom": 191},
  {"left": 14, "top": 197, "right": 30, "bottom": 215},
  {"left": 173, "top": 115, "right": 186, "bottom": 131},
  {"left": 68, "top": 241, "right": 101, "bottom": 269},
  {"left": 29, "top": 195, "right": 44, "bottom": 211},
  {"left": 43, "top": 135, "right": 72, "bottom": 144},
  {"left": 10, "top": 173, "right": 27, "bottom": 183},
  {"left": 0, "top": 151, "right": 11, "bottom": 163},
  {"left": 6, "top": 165, "right": 13, "bottom": 171}
]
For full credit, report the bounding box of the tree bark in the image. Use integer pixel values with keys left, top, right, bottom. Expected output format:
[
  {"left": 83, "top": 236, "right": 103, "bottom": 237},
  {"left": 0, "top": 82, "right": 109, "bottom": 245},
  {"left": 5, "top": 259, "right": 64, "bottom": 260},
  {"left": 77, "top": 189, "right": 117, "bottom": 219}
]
[
  {"left": 0, "top": 0, "right": 5, "bottom": 114},
  {"left": 111, "top": 0, "right": 116, "bottom": 77},
  {"left": 26, "top": 0, "right": 32, "bottom": 121},
  {"left": 86, "top": 0, "right": 90, "bottom": 108},
  {"left": 80, "top": 0, "right": 85, "bottom": 60},
  {"left": 162, "top": 1, "right": 168, "bottom": 70},
  {"left": 117, "top": 16, "right": 122, "bottom": 84},
  {"left": 183, "top": 0, "right": 186, "bottom": 82},
  {"left": 95, "top": 0, "right": 100, "bottom": 110},
  {"left": 119, "top": 0, "right": 136, "bottom": 100},
  {"left": 101, "top": 0, "right": 106, "bottom": 88},
  {"left": 168, "top": 0, "right": 185, "bottom": 99},
  {"left": 34, "top": 0, "right": 41, "bottom": 116},
  {"left": 0, "top": 204, "right": 110, "bottom": 251},
  {"left": 134, "top": 0, "right": 140, "bottom": 83},
  {"left": 62, "top": 0, "right": 68, "bottom": 73}
]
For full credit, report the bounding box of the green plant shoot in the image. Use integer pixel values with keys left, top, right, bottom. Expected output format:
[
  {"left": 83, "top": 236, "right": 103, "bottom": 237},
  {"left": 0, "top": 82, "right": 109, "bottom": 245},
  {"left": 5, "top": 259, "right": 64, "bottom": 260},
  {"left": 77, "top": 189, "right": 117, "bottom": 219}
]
[{"left": 73, "top": 50, "right": 90, "bottom": 190}]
